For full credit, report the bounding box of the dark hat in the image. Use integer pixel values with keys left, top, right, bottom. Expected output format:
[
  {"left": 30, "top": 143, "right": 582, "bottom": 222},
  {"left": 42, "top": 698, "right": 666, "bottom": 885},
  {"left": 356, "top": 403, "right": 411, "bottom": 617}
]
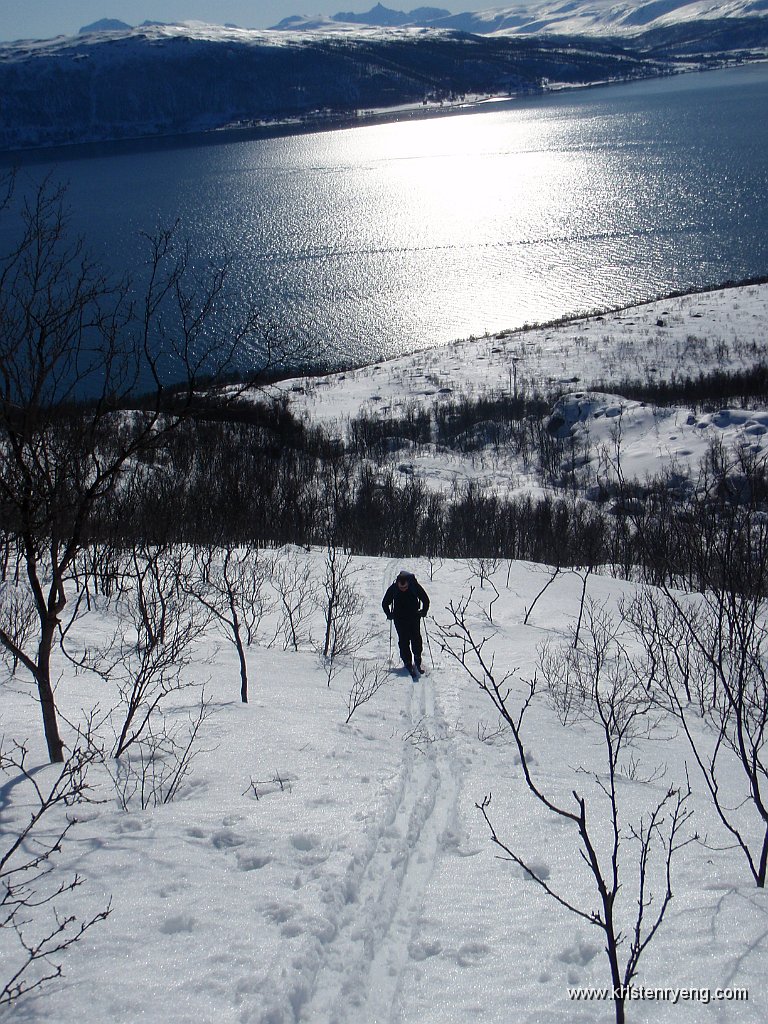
[{"left": 397, "top": 570, "right": 410, "bottom": 581}]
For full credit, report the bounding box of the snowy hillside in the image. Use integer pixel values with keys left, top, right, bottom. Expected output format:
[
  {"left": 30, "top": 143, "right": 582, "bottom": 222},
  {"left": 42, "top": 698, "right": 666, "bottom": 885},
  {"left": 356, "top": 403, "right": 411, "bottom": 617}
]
[
  {"left": 2, "top": 281, "right": 768, "bottom": 1022},
  {"left": 1, "top": 521, "right": 765, "bottom": 1022},
  {"left": 273, "top": 281, "right": 768, "bottom": 497},
  {"left": 3, "top": 552, "right": 768, "bottom": 1023}
]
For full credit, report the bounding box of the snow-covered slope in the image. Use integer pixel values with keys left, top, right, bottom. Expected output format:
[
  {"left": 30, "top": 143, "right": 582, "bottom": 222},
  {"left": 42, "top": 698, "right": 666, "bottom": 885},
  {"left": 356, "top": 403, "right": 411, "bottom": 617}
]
[
  {"left": 5, "top": 553, "right": 765, "bottom": 1024},
  {"left": 273, "top": 281, "right": 768, "bottom": 497}
]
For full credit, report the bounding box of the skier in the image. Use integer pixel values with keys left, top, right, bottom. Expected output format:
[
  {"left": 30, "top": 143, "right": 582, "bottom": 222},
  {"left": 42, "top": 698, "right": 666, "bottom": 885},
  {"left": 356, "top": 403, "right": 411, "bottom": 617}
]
[{"left": 382, "top": 570, "right": 430, "bottom": 677}]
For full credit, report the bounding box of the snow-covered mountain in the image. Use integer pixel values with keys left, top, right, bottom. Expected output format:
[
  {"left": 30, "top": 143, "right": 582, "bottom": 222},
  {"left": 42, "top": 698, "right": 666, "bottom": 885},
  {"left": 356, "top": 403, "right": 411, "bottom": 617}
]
[
  {"left": 71, "top": 2, "right": 768, "bottom": 39},
  {"left": 274, "top": 0, "right": 768, "bottom": 36}
]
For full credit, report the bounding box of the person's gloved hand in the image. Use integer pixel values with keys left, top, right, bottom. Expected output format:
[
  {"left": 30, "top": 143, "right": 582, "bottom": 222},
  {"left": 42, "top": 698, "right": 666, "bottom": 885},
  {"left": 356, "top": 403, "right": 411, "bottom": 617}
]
[
  {"left": 420, "top": 609, "right": 428, "bottom": 617},
  {"left": 386, "top": 613, "right": 393, "bottom": 620}
]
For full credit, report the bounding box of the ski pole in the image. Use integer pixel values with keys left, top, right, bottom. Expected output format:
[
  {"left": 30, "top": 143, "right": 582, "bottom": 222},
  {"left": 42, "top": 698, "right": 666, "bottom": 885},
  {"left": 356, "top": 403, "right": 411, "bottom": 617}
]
[{"left": 423, "top": 616, "right": 435, "bottom": 669}]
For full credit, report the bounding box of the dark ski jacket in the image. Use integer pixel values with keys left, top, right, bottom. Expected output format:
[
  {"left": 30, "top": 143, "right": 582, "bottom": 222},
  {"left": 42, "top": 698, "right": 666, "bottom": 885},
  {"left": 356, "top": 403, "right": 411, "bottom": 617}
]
[{"left": 382, "top": 573, "right": 430, "bottom": 623}]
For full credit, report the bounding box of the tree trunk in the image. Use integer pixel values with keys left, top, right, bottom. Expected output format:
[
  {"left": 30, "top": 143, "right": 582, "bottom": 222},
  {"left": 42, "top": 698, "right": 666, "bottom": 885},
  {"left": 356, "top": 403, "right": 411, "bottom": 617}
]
[
  {"left": 230, "top": 605, "right": 248, "bottom": 703},
  {"left": 36, "top": 618, "right": 64, "bottom": 763},
  {"left": 757, "top": 826, "right": 768, "bottom": 887},
  {"left": 236, "top": 636, "right": 248, "bottom": 704},
  {"left": 604, "top": 909, "right": 625, "bottom": 1024}
]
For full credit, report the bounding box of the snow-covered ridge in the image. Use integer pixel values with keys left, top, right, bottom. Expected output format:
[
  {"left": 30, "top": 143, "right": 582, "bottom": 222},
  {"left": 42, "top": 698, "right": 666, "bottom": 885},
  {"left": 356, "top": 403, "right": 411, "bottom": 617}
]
[
  {"left": 273, "top": 0, "right": 768, "bottom": 37},
  {"left": 6, "top": 0, "right": 765, "bottom": 47},
  {"left": 443, "top": 0, "right": 768, "bottom": 38},
  {"left": 0, "top": 21, "right": 359, "bottom": 59}
]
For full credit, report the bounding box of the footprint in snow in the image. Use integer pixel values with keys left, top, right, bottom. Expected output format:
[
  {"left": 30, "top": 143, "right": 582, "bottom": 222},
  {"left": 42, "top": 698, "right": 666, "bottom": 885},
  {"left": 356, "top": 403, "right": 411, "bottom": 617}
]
[
  {"left": 287, "top": 913, "right": 336, "bottom": 943},
  {"left": 558, "top": 937, "right": 600, "bottom": 966},
  {"left": 408, "top": 938, "right": 443, "bottom": 961},
  {"left": 184, "top": 826, "right": 247, "bottom": 849},
  {"left": 440, "top": 829, "right": 481, "bottom": 858},
  {"left": 453, "top": 942, "right": 490, "bottom": 967},
  {"left": 211, "top": 829, "right": 246, "bottom": 849},
  {"left": 308, "top": 794, "right": 336, "bottom": 806},
  {"left": 159, "top": 913, "right": 196, "bottom": 935},
  {"left": 291, "top": 833, "right": 319, "bottom": 851},
  {"left": 264, "top": 902, "right": 294, "bottom": 925},
  {"left": 157, "top": 881, "right": 188, "bottom": 898},
  {"left": 237, "top": 851, "right": 272, "bottom": 871},
  {"left": 114, "top": 816, "right": 147, "bottom": 834}
]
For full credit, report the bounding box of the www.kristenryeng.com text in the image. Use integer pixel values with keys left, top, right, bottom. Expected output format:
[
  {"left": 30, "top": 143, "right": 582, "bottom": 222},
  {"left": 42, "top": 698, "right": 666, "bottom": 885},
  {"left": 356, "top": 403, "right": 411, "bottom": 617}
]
[{"left": 568, "top": 985, "right": 748, "bottom": 1005}]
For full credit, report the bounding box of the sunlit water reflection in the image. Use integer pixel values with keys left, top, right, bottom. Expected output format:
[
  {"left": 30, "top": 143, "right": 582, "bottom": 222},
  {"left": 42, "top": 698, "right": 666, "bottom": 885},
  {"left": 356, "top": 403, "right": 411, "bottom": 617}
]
[{"left": 4, "top": 62, "right": 768, "bottom": 371}]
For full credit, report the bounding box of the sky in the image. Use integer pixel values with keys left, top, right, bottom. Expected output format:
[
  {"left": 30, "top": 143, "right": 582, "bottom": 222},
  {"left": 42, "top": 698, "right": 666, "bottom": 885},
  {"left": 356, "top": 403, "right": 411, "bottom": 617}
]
[{"left": 0, "top": 1, "right": 479, "bottom": 40}]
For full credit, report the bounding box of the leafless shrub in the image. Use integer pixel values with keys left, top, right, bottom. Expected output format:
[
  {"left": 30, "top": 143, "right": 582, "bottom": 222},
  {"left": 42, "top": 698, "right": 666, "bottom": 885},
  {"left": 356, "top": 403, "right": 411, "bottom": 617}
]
[
  {"left": 465, "top": 558, "right": 502, "bottom": 622},
  {"left": 523, "top": 565, "right": 563, "bottom": 626},
  {"left": 269, "top": 547, "right": 319, "bottom": 652},
  {"left": 465, "top": 557, "right": 501, "bottom": 590},
  {"left": 244, "top": 771, "right": 295, "bottom": 800},
  {"left": 0, "top": 738, "right": 111, "bottom": 1006},
  {"left": 426, "top": 557, "right": 443, "bottom": 581},
  {"left": 64, "top": 546, "right": 208, "bottom": 758},
  {"left": 318, "top": 544, "right": 365, "bottom": 686},
  {"left": 107, "top": 691, "right": 216, "bottom": 810},
  {"left": 541, "top": 600, "right": 655, "bottom": 742},
  {"left": 320, "top": 545, "right": 363, "bottom": 658},
  {"left": 187, "top": 544, "right": 271, "bottom": 702},
  {"left": 476, "top": 717, "right": 508, "bottom": 745},
  {"left": 345, "top": 660, "right": 389, "bottom": 724},
  {"left": 0, "top": 583, "right": 36, "bottom": 676},
  {"left": 627, "top": 584, "right": 768, "bottom": 886},
  {"left": 68, "top": 544, "right": 129, "bottom": 609}
]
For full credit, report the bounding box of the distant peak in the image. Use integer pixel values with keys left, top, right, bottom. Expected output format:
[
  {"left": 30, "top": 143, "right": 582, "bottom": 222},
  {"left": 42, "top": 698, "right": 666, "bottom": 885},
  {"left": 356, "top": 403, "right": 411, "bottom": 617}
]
[
  {"left": 331, "top": 4, "right": 451, "bottom": 27},
  {"left": 78, "top": 18, "right": 133, "bottom": 35}
]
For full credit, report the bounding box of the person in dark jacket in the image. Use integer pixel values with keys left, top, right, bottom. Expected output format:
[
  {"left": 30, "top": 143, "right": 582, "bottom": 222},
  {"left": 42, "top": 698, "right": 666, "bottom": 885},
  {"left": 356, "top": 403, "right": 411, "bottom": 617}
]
[{"left": 382, "top": 570, "right": 430, "bottom": 674}]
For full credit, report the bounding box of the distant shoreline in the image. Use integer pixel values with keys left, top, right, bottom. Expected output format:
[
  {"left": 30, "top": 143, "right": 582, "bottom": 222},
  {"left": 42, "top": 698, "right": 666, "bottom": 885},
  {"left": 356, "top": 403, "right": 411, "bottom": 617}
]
[
  {"left": 0, "top": 90, "right": 548, "bottom": 164},
  {"left": 2, "top": 59, "right": 764, "bottom": 165}
]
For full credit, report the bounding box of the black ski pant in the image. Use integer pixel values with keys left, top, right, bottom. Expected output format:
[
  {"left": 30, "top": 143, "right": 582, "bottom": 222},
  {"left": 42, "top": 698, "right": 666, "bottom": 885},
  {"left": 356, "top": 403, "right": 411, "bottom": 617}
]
[{"left": 394, "top": 617, "right": 423, "bottom": 668}]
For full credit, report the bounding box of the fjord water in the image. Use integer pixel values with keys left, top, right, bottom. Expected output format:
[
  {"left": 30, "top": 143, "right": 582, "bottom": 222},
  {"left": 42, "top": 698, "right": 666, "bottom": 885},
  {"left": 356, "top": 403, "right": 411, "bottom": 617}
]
[{"left": 5, "top": 62, "right": 768, "bottom": 371}]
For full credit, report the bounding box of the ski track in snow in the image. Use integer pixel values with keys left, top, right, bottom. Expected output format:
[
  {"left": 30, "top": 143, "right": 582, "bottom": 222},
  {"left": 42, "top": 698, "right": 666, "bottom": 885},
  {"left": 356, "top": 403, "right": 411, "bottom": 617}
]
[{"left": 299, "top": 623, "right": 459, "bottom": 1024}]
